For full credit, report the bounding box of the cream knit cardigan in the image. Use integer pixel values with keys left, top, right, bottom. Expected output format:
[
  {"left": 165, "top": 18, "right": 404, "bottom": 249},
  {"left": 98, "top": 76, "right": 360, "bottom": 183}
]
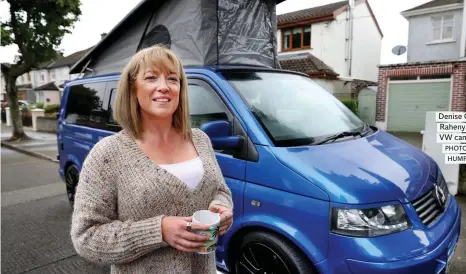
[{"left": 71, "top": 128, "right": 233, "bottom": 274}]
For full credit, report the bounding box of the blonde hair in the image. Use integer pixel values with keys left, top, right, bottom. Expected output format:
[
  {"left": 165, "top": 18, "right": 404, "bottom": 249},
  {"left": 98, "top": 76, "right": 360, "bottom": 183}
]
[{"left": 114, "top": 45, "right": 191, "bottom": 140}]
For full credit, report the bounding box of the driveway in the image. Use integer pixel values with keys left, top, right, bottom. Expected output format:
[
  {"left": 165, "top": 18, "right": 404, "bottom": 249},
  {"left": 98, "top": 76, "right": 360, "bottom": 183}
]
[{"left": 389, "top": 131, "right": 423, "bottom": 149}]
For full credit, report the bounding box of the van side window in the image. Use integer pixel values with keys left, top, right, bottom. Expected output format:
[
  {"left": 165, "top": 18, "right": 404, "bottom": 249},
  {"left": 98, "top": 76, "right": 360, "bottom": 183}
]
[
  {"left": 65, "top": 82, "right": 106, "bottom": 127},
  {"left": 188, "top": 81, "right": 229, "bottom": 128},
  {"left": 107, "top": 87, "right": 119, "bottom": 127}
]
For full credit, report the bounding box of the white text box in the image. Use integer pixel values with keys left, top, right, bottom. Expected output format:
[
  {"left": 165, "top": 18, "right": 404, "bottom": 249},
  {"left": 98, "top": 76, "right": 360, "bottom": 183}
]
[
  {"left": 442, "top": 144, "right": 466, "bottom": 153},
  {"left": 437, "top": 123, "right": 466, "bottom": 133},
  {"left": 436, "top": 112, "right": 466, "bottom": 122},
  {"left": 437, "top": 133, "right": 466, "bottom": 143},
  {"left": 445, "top": 154, "right": 466, "bottom": 164}
]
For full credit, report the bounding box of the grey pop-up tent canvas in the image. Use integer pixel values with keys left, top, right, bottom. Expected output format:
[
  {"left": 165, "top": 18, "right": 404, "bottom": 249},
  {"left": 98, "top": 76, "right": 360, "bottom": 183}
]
[{"left": 71, "top": 0, "right": 285, "bottom": 76}]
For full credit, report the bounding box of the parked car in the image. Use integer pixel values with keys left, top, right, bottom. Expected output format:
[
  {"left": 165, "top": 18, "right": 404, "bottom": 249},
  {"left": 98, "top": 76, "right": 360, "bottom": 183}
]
[
  {"left": 57, "top": 67, "right": 461, "bottom": 274},
  {"left": 18, "top": 100, "right": 32, "bottom": 106},
  {"left": 2, "top": 100, "right": 32, "bottom": 108}
]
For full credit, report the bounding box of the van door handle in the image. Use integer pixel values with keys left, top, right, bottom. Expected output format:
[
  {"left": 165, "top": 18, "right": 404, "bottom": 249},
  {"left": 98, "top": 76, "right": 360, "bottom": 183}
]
[{"left": 251, "top": 200, "right": 261, "bottom": 207}]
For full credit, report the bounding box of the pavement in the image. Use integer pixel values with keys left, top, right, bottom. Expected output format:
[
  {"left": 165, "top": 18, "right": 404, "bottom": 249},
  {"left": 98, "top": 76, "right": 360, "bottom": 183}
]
[
  {"left": 1, "top": 147, "right": 109, "bottom": 274},
  {"left": 1, "top": 124, "right": 58, "bottom": 162}
]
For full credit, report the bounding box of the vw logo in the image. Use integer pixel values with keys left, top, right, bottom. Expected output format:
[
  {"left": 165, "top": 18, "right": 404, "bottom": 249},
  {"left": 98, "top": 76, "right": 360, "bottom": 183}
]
[{"left": 434, "top": 184, "right": 447, "bottom": 209}]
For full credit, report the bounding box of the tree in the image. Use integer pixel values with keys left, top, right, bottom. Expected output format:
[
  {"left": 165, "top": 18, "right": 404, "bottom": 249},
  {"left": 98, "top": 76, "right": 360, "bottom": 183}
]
[{"left": 1, "top": 0, "right": 81, "bottom": 140}]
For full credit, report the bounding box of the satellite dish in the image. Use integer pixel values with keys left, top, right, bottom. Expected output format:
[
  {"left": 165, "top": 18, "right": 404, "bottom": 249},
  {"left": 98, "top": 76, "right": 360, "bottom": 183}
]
[{"left": 392, "top": 45, "right": 407, "bottom": 56}]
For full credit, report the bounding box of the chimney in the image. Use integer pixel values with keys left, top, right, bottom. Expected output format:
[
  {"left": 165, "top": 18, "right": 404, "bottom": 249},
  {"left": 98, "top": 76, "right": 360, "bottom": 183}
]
[{"left": 101, "top": 33, "right": 107, "bottom": 40}]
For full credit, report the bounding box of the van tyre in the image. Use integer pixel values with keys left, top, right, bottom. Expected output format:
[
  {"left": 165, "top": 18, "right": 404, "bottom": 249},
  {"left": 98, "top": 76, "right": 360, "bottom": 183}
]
[
  {"left": 234, "top": 231, "right": 315, "bottom": 274},
  {"left": 65, "top": 165, "right": 79, "bottom": 207}
]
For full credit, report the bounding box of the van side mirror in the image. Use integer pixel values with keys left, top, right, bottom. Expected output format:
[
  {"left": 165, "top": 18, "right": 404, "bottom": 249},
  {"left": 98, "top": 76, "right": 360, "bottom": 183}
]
[{"left": 200, "top": 120, "right": 243, "bottom": 150}]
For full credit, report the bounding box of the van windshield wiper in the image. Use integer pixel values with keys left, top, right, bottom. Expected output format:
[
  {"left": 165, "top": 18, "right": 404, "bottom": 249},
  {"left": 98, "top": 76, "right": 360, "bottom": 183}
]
[
  {"left": 314, "top": 130, "right": 362, "bottom": 145},
  {"left": 360, "top": 122, "right": 371, "bottom": 136}
]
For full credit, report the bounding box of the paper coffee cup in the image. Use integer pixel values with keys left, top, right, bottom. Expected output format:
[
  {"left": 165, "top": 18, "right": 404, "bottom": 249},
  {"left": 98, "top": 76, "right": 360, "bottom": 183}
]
[{"left": 192, "top": 210, "right": 220, "bottom": 254}]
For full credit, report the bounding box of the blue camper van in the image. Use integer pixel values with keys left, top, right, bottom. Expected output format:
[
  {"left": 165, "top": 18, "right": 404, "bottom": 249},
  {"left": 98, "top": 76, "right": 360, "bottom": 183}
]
[{"left": 58, "top": 66, "right": 461, "bottom": 274}]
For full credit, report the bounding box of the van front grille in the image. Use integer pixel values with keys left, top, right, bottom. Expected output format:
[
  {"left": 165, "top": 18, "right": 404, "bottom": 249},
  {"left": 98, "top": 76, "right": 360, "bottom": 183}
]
[{"left": 411, "top": 178, "right": 449, "bottom": 226}]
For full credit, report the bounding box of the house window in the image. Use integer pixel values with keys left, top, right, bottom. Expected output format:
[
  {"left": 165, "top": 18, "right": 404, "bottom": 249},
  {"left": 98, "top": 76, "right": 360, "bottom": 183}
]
[
  {"left": 41, "top": 74, "right": 45, "bottom": 81},
  {"left": 51, "top": 70, "right": 55, "bottom": 80},
  {"left": 27, "top": 73, "right": 30, "bottom": 82},
  {"left": 283, "top": 30, "right": 291, "bottom": 50},
  {"left": 432, "top": 14, "right": 454, "bottom": 41},
  {"left": 37, "top": 91, "right": 44, "bottom": 102},
  {"left": 292, "top": 28, "right": 302, "bottom": 49},
  {"left": 282, "top": 25, "right": 311, "bottom": 51},
  {"left": 303, "top": 26, "right": 311, "bottom": 47}
]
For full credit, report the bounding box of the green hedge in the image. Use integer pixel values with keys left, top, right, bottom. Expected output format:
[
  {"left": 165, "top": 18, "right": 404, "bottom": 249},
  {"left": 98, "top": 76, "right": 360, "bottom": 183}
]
[
  {"left": 20, "top": 104, "right": 31, "bottom": 111},
  {"left": 45, "top": 112, "right": 57, "bottom": 118},
  {"left": 33, "top": 102, "right": 44, "bottom": 109},
  {"left": 44, "top": 104, "right": 60, "bottom": 114},
  {"left": 340, "top": 98, "right": 358, "bottom": 115}
]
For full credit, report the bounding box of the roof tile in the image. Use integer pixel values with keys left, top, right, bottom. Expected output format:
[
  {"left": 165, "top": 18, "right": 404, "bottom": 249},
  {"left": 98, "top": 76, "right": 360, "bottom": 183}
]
[
  {"left": 33, "top": 81, "right": 59, "bottom": 91},
  {"left": 279, "top": 53, "right": 338, "bottom": 77},
  {"left": 277, "top": 1, "right": 348, "bottom": 26},
  {"left": 47, "top": 47, "right": 93, "bottom": 69},
  {"left": 403, "top": 0, "right": 463, "bottom": 13}
]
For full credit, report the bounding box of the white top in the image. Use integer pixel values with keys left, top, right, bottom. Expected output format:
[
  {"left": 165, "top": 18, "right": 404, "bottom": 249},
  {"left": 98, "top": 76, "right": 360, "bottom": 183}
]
[{"left": 159, "top": 157, "right": 204, "bottom": 189}]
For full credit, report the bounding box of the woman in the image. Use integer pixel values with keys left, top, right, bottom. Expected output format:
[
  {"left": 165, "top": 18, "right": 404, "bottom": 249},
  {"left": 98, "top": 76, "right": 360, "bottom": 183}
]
[{"left": 71, "top": 45, "right": 234, "bottom": 274}]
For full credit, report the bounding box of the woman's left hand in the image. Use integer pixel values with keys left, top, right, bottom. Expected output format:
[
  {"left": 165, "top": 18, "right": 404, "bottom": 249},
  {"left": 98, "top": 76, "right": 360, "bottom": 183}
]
[{"left": 209, "top": 204, "right": 233, "bottom": 236}]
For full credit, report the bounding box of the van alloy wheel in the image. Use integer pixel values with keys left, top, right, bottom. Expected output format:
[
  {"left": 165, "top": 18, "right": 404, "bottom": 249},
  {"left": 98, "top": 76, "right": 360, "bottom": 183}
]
[
  {"left": 65, "top": 165, "right": 79, "bottom": 206},
  {"left": 236, "top": 242, "right": 292, "bottom": 274},
  {"left": 233, "top": 231, "right": 314, "bottom": 274}
]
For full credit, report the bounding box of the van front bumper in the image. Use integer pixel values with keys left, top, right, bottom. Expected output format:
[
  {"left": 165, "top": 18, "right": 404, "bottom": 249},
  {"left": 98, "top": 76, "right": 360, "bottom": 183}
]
[{"left": 315, "top": 197, "right": 461, "bottom": 274}]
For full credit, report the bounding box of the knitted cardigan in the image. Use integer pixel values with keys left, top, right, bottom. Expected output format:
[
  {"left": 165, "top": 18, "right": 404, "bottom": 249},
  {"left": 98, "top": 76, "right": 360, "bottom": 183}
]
[{"left": 71, "top": 128, "right": 233, "bottom": 274}]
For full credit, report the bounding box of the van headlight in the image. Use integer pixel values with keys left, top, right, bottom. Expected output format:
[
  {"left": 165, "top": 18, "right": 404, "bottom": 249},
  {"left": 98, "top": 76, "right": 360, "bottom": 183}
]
[{"left": 331, "top": 205, "right": 411, "bottom": 237}]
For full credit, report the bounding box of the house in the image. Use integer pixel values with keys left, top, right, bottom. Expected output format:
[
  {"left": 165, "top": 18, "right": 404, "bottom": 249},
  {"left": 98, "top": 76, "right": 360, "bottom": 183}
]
[
  {"left": 0, "top": 63, "right": 31, "bottom": 102},
  {"left": 376, "top": 0, "right": 466, "bottom": 132},
  {"left": 15, "top": 71, "right": 34, "bottom": 102},
  {"left": 403, "top": 0, "right": 464, "bottom": 62},
  {"left": 14, "top": 47, "right": 92, "bottom": 103},
  {"left": 33, "top": 81, "right": 61, "bottom": 107},
  {"left": 43, "top": 47, "right": 93, "bottom": 89},
  {"left": 276, "top": 0, "right": 383, "bottom": 98},
  {"left": 30, "top": 47, "right": 92, "bottom": 104}
]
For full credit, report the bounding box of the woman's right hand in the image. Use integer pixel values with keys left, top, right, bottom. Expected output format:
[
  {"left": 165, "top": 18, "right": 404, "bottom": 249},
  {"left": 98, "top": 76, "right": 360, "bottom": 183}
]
[{"left": 161, "top": 216, "right": 211, "bottom": 252}]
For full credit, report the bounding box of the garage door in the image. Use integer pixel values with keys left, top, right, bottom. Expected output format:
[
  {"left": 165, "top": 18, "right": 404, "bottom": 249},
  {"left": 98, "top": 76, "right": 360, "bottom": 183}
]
[{"left": 387, "top": 81, "right": 450, "bottom": 132}]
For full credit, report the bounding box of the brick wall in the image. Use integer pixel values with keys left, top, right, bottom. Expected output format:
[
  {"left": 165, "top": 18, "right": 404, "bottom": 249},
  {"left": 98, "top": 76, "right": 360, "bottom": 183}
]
[{"left": 376, "top": 61, "right": 466, "bottom": 123}]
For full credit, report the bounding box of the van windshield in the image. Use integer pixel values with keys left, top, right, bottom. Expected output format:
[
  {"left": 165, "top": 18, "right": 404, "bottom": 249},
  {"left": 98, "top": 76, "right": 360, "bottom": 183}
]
[{"left": 222, "top": 71, "right": 366, "bottom": 147}]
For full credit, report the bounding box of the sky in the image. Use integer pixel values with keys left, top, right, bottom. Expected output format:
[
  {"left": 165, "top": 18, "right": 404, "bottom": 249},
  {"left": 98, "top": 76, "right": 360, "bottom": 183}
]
[{"left": 0, "top": 0, "right": 431, "bottom": 65}]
